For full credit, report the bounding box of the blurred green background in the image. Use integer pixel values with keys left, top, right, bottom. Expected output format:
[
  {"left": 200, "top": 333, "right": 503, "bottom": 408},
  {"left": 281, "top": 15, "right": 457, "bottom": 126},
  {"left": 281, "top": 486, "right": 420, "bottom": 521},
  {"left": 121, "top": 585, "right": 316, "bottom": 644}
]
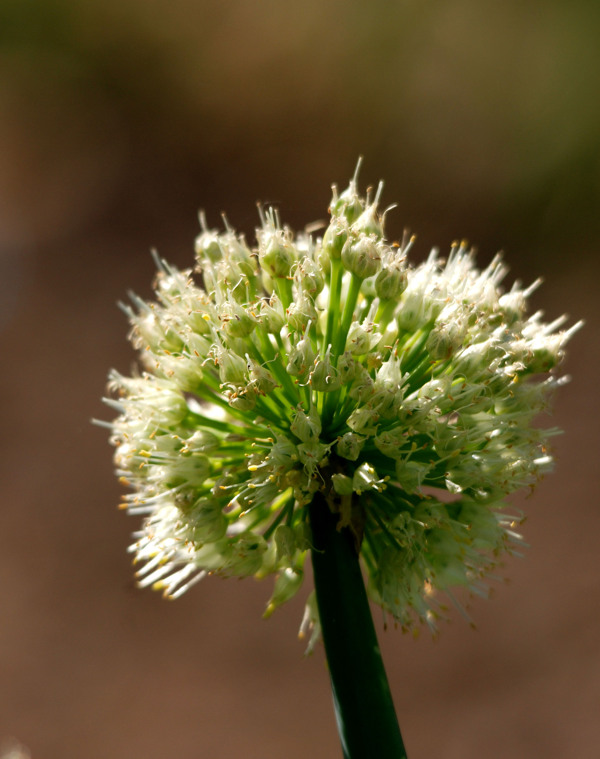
[{"left": 1, "top": 1, "right": 598, "bottom": 757}]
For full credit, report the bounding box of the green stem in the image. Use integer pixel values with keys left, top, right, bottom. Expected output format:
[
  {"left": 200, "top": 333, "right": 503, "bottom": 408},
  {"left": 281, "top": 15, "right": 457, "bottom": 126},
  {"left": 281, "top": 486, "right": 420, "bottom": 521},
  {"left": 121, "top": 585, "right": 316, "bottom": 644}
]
[
  {"left": 323, "top": 273, "right": 363, "bottom": 426},
  {"left": 324, "top": 258, "right": 343, "bottom": 354},
  {"left": 275, "top": 276, "right": 294, "bottom": 311},
  {"left": 309, "top": 494, "right": 408, "bottom": 759},
  {"left": 334, "top": 273, "right": 363, "bottom": 359}
]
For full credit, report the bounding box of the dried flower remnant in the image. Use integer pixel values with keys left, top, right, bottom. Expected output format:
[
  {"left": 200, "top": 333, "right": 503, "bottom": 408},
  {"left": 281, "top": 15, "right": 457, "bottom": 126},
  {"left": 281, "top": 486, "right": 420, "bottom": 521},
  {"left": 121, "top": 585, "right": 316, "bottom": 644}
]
[{"left": 105, "top": 161, "right": 581, "bottom": 634}]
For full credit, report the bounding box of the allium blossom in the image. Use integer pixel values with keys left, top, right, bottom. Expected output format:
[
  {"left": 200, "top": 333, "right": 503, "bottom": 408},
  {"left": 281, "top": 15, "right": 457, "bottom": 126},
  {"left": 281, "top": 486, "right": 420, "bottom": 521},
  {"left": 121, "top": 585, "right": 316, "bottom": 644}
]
[{"left": 106, "top": 164, "right": 581, "bottom": 632}]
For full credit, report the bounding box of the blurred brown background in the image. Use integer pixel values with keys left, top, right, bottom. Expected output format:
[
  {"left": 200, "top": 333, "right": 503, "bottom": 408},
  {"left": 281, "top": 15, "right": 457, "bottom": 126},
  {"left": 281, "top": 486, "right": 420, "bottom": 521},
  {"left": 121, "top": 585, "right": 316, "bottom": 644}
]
[{"left": 1, "top": 1, "right": 599, "bottom": 757}]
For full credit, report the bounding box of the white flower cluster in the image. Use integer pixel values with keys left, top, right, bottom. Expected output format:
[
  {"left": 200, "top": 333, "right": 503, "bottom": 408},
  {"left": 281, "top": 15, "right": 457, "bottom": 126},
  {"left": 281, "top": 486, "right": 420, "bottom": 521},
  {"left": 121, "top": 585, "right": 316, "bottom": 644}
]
[{"left": 106, "top": 163, "right": 581, "bottom": 631}]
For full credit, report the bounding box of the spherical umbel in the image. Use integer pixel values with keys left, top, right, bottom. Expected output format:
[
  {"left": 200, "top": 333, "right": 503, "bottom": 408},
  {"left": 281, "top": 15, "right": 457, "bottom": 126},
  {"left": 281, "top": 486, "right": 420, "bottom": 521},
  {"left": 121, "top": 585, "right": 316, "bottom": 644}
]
[{"left": 105, "top": 163, "right": 582, "bottom": 634}]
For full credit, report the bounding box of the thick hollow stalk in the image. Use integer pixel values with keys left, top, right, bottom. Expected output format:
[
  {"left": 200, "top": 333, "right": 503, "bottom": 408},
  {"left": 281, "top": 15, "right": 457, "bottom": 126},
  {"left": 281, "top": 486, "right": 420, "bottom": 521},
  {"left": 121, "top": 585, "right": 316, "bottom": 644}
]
[{"left": 309, "top": 494, "right": 408, "bottom": 759}]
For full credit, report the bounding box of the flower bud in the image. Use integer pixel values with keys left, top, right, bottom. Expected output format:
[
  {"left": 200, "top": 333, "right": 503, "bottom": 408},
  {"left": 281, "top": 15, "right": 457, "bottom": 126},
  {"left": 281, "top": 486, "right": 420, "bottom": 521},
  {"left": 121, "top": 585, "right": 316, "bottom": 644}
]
[
  {"left": 214, "top": 347, "right": 247, "bottom": 384},
  {"left": 268, "top": 434, "right": 298, "bottom": 469},
  {"left": 220, "top": 300, "right": 257, "bottom": 339},
  {"left": 297, "top": 441, "right": 330, "bottom": 476},
  {"left": 226, "top": 385, "right": 257, "bottom": 411},
  {"left": 370, "top": 386, "right": 402, "bottom": 419},
  {"left": 375, "top": 259, "right": 408, "bottom": 300},
  {"left": 227, "top": 534, "right": 268, "bottom": 576},
  {"left": 263, "top": 567, "right": 304, "bottom": 618},
  {"left": 374, "top": 429, "right": 407, "bottom": 459},
  {"left": 330, "top": 175, "right": 363, "bottom": 222},
  {"left": 291, "top": 405, "right": 321, "bottom": 443},
  {"left": 351, "top": 197, "right": 383, "bottom": 238},
  {"left": 274, "top": 524, "right": 297, "bottom": 559},
  {"left": 321, "top": 217, "right": 348, "bottom": 260},
  {"left": 258, "top": 226, "right": 296, "bottom": 278},
  {"left": 247, "top": 359, "right": 278, "bottom": 394},
  {"left": 273, "top": 524, "right": 297, "bottom": 561},
  {"left": 454, "top": 338, "right": 504, "bottom": 377},
  {"left": 396, "top": 289, "right": 425, "bottom": 332},
  {"left": 308, "top": 348, "right": 342, "bottom": 392},
  {"left": 316, "top": 242, "right": 331, "bottom": 276},
  {"left": 341, "top": 235, "right": 382, "bottom": 280},
  {"left": 287, "top": 294, "right": 318, "bottom": 332},
  {"left": 426, "top": 318, "right": 466, "bottom": 360},
  {"left": 337, "top": 352, "right": 357, "bottom": 385},
  {"left": 348, "top": 364, "right": 374, "bottom": 402},
  {"left": 221, "top": 233, "right": 256, "bottom": 279},
  {"left": 295, "top": 256, "right": 324, "bottom": 296},
  {"left": 186, "top": 429, "right": 221, "bottom": 453},
  {"left": 345, "top": 321, "right": 381, "bottom": 355},
  {"left": 216, "top": 257, "right": 252, "bottom": 303},
  {"left": 194, "top": 212, "right": 223, "bottom": 263},
  {"left": 332, "top": 473, "right": 354, "bottom": 495},
  {"left": 259, "top": 295, "right": 285, "bottom": 334},
  {"left": 375, "top": 354, "right": 405, "bottom": 387},
  {"left": 336, "top": 431, "right": 365, "bottom": 461},
  {"left": 163, "top": 452, "right": 211, "bottom": 488},
  {"left": 512, "top": 335, "right": 565, "bottom": 374},
  {"left": 395, "top": 459, "right": 430, "bottom": 494},
  {"left": 187, "top": 498, "right": 228, "bottom": 543},
  {"left": 347, "top": 406, "right": 380, "bottom": 435},
  {"left": 286, "top": 335, "right": 315, "bottom": 377}
]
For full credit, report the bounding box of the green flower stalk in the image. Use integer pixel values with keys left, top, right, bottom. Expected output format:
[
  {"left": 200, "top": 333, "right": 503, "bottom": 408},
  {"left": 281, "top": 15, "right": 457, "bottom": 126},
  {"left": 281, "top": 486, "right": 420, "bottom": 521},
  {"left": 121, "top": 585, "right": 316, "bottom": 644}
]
[{"left": 105, "top": 161, "right": 580, "bottom": 756}]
